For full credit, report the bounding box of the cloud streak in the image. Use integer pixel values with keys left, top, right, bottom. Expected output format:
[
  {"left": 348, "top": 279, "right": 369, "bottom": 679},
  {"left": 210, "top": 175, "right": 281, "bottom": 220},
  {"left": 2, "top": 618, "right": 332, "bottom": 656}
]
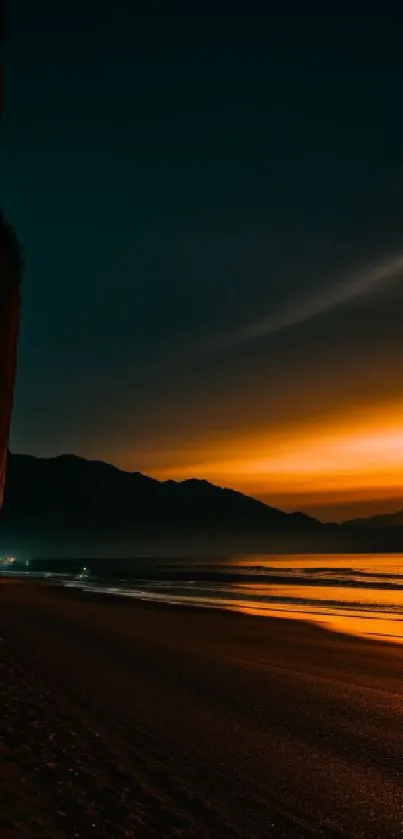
[{"left": 214, "top": 253, "right": 403, "bottom": 351}]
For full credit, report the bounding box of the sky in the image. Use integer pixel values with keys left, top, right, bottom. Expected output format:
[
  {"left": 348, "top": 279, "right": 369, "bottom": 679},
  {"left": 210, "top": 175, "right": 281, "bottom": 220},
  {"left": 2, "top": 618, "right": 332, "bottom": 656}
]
[{"left": 2, "top": 4, "right": 403, "bottom": 521}]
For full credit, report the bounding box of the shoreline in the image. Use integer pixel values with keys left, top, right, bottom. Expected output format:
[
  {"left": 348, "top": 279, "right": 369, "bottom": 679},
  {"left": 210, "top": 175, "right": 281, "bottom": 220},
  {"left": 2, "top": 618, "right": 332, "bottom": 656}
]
[
  {"left": 53, "top": 577, "right": 403, "bottom": 649},
  {"left": 6, "top": 572, "right": 403, "bottom": 650},
  {"left": 7, "top": 548, "right": 403, "bottom": 648},
  {"left": 2, "top": 579, "right": 403, "bottom": 837}
]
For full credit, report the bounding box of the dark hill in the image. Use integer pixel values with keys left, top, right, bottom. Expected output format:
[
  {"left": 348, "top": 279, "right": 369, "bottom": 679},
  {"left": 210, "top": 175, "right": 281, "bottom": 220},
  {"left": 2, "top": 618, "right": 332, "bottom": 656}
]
[
  {"left": 0, "top": 452, "right": 321, "bottom": 555},
  {"left": 346, "top": 509, "right": 403, "bottom": 528},
  {"left": 2, "top": 451, "right": 317, "bottom": 529},
  {"left": 2, "top": 452, "right": 403, "bottom": 556}
]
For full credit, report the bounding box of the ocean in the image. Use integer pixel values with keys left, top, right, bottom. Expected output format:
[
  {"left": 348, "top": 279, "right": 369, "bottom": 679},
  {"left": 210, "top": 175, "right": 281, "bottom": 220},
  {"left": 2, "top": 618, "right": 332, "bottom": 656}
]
[{"left": 6, "top": 552, "right": 403, "bottom": 644}]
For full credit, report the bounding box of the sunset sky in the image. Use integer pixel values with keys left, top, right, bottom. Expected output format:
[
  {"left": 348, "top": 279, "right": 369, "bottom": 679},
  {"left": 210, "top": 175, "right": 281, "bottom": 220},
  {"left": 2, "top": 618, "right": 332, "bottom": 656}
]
[{"left": 3, "top": 5, "right": 403, "bottom": 521}]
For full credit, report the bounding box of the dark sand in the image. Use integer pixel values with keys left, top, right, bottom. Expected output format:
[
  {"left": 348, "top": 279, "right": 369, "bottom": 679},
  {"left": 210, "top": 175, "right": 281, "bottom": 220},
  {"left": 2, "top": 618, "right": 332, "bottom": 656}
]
[{"left": 2, "top": 581, "right": 403, "bottom": 837}]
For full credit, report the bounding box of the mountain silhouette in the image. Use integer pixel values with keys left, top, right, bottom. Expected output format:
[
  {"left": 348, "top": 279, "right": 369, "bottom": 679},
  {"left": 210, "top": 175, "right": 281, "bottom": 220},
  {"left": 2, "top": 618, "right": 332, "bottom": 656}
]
[
  {"left": 0, "top": 452, "right": 323, "bottom": 555},
  {"left": 2, "top": 451, "right": 318, "bottom": 528},
  {"left": 346, "top": 509, "right": 403, "bottom": 527},
  {"left": 2, "top": 452, "right": 403, "bottom": 556}
]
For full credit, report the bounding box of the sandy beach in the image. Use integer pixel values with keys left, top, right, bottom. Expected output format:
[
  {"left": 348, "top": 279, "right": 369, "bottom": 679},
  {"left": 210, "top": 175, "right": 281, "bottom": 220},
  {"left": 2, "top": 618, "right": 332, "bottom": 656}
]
[{"left": 2, "top": 581, "right": 403, "bottom": 837}]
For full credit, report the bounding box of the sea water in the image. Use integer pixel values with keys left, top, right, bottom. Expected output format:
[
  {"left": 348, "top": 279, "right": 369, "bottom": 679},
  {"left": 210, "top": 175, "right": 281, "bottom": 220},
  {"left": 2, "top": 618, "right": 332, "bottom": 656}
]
[{"left": 15, "top": 553, "right": 403, "bottom": 643}]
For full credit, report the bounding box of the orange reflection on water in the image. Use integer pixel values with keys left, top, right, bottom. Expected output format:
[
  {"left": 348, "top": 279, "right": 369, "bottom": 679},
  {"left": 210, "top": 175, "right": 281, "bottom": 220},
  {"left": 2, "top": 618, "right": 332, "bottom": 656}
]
[
  {"left": 225, "top": 582, "right": 403, "bottom": 644},
  {"left": 217, "top": 555, "right": 403, "bottom": 643},
  {"left": 229, "top": 602, "right": 403, "bottom": 644}
]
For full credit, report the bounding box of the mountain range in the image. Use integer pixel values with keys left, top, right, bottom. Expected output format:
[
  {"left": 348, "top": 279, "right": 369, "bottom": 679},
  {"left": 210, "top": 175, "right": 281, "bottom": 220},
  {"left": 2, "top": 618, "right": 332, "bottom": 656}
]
[
  {"left": 1, "top": 452, "right": 403, "bottom": 556},
  {"left": 346, "top": 509, "right": 403, "bottom": 527}
]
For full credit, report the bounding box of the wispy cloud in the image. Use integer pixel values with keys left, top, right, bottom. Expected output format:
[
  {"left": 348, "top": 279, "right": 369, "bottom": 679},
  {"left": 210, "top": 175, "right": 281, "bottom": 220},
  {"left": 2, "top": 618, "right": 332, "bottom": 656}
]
[{"left": 214, "top": 253, "right": 403, "bottom": 350}]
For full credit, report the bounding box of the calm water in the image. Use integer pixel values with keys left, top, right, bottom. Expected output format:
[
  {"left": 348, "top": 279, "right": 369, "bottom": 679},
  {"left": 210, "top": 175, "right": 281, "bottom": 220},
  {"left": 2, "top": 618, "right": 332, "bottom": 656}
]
[{"left": 12, "top": 553, "right": 403, "bottom": 644}]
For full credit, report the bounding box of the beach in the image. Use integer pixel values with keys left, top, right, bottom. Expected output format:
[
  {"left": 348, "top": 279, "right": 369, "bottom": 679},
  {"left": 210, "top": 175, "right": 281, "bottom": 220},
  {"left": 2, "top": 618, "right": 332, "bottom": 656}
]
[{"left": 2, "top": 581, "right": 403, "bottom": 837}]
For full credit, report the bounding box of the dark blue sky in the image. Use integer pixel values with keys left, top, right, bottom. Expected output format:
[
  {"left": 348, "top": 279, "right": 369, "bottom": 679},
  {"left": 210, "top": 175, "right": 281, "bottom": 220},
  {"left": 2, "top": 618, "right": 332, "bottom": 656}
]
[{"left": 3, "top": 5, "right": 403, "bottom": 518}]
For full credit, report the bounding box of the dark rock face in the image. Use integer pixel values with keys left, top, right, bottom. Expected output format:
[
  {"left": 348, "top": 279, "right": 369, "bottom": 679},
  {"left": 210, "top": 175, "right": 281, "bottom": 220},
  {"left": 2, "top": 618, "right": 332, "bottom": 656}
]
[
  {"left": 0, "top": 22, "right": 22, "bottom": 512},
  {"left": 0, "top": 219, "right": 20, "bottom": 511}
]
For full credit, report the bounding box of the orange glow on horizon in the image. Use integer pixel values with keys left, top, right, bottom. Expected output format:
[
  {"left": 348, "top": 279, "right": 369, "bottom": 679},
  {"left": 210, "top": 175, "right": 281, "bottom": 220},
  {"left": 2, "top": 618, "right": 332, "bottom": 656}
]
[{"left": 139, "top": 399, "right": 403, "bottom": 514}]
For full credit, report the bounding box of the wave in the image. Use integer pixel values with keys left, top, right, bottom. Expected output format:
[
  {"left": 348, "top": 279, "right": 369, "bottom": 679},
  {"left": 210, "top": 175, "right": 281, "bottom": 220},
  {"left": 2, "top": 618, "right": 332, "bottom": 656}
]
[{"left": 8, "top": 553, "right": 403, "bottom": 643}]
